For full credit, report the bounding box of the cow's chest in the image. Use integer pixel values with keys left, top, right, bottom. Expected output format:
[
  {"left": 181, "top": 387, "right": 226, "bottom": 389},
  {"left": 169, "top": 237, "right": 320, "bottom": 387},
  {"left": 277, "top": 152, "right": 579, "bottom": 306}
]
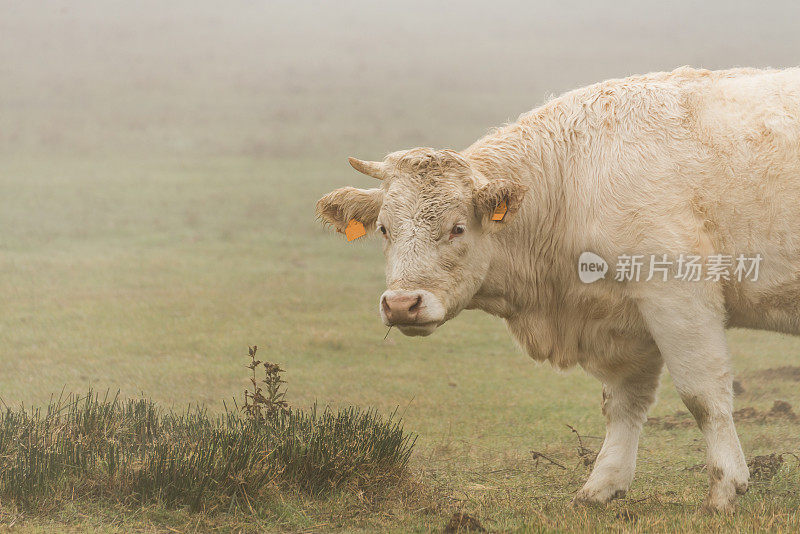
[{"left": 505, "top": 292, "right": 651, "bottom": 370}]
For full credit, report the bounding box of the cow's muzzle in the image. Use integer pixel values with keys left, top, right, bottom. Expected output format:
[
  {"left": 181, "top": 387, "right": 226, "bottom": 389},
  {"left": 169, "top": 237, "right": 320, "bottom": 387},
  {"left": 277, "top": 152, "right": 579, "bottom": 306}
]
[{"left": 379, "top": 289, "right": 445, "bottom": 336}]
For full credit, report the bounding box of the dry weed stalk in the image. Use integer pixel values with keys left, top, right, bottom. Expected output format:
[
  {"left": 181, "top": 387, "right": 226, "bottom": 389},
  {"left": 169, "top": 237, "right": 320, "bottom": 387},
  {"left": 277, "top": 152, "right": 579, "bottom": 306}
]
[{"left": 242, "top": 345, "right": 289, "bottom": 421}]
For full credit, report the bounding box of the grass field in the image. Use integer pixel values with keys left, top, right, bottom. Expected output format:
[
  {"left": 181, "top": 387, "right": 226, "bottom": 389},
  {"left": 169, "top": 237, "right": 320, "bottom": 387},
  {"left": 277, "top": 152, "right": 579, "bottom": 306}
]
[{"left": 2, "top": 2, "right": 800, "bottom": 532}]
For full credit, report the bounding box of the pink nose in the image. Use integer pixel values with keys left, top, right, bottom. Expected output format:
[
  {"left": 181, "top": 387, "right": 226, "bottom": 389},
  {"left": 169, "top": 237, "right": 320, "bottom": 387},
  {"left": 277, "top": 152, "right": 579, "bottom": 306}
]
[{"left": 382, "top": 293, "right": 423, "bottom": 325}]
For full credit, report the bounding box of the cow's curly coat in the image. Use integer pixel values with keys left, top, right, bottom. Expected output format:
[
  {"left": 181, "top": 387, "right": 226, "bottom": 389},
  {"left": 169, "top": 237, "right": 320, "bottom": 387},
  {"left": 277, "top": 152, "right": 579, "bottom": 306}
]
[{"left": 317, "top": 67, "right": 800, "bottom": 511}]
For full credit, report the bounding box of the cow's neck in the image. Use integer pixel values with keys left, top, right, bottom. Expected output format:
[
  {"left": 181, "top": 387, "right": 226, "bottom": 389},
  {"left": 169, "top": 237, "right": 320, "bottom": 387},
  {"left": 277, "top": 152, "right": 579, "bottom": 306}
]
[
  {"left": 465, "top": 115, "right": 570, "bottom": 319},
  {"left": 468, "top": 225, "right": 570, "bottom": 318}
]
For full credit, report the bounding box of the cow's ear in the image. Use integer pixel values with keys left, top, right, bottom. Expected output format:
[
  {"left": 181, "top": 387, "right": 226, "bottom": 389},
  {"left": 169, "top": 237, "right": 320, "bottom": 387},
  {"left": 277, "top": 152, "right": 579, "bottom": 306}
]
[
  {"left": 316, "top": 187, "right": 383, "bottom": 236},
  {"left": 473, "top": 179, "right": 528, "bottom": 231}
]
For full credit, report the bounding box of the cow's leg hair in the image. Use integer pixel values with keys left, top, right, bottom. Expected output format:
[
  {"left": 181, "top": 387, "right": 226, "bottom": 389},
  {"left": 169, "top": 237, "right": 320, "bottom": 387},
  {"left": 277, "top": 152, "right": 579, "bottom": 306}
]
[
  {"left": 639, "top": 295, "right": 749, "bottom": 512},
  {"left": 574, "top": 351, "right": 662, "bottom": 504}
]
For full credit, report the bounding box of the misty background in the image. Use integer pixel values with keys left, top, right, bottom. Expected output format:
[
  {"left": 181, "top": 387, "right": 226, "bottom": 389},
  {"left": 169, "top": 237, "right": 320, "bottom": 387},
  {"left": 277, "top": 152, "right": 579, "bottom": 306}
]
[{"left": 3, "top": 1, "right": 800, "bottom": 161}]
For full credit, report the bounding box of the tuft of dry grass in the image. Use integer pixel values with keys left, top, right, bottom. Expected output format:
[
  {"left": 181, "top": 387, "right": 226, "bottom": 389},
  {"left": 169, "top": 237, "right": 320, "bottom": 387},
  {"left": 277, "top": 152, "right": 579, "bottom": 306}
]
[{"left": 0, "top": 351, "right": 417, "bottom": 518}]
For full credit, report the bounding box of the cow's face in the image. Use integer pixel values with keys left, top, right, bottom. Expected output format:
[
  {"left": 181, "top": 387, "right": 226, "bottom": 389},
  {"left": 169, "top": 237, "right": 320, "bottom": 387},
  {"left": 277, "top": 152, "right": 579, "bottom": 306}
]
[{"left": 317, "top": 148, "right": 527, "bottom": 336}]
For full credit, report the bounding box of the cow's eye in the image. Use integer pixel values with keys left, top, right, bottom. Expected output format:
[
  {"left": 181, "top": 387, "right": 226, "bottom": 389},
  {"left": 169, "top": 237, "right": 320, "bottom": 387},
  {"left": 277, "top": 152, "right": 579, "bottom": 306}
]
[
  {"left": 449, "top": 224, "right": 466, "bottom": 239},
  {"left": 377, "top": 224, "right": 388, "bottom": 238}
]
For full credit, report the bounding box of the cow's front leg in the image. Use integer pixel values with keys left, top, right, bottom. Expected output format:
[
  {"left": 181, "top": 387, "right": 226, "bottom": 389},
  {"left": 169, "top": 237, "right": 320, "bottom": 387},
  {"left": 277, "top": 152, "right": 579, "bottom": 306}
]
[
  {"left": 574, "top": 349, "right": 663, "bottom": 504},
  {"left": 639, "top": 295, "right": 749, "bottom": 512}
]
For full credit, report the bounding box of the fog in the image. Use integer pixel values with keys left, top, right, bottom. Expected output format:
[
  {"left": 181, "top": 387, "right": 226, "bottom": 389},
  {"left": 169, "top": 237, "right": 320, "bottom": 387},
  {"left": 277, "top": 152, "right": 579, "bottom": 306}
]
[{"left": 3, "top": 1, "right": 799, "bottom": 158}]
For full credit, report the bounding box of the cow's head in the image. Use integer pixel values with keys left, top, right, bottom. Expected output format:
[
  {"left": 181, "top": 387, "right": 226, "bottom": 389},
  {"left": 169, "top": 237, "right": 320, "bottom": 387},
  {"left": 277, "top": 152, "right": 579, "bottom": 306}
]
[{"left": 316, "top": 148, "right": 527, "bottom": 336}]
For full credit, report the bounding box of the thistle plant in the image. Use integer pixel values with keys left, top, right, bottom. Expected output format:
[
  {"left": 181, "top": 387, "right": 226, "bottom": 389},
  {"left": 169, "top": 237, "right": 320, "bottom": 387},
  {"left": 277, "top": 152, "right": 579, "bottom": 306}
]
[{"left": 242, "top": 345, "right": 289, "bottom": 421}]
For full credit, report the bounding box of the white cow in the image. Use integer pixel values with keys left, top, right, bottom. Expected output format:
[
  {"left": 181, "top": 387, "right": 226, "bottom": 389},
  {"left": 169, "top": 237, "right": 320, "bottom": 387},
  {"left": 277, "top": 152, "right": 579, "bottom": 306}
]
[{"left": 316, "top": 67, "right": 800, "bottom": 511}]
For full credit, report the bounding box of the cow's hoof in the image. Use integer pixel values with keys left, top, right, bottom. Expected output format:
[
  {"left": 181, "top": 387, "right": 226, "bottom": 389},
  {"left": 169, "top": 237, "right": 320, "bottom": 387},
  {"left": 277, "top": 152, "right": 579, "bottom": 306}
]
[
  {"left": 735, "top": 480, "right": 749, "bottom": 495},
  {"left": 703, "top": 466, "right": 747, "bottom": 513},
  {"left": 573, "top": 485, "right": 627, "bottom": 506},
  {"left": 703, "top": 482, "right": 739, "bottom": 514},
  {"left": 702, "top": 495, "right": 736, "bottom": 514}
]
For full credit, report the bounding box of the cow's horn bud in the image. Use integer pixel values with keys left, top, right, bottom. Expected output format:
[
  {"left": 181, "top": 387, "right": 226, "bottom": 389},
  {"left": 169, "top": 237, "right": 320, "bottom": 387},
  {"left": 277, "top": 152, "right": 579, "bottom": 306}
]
[{"left": 348, "top": 157, "right": 385, "bottom": 180}]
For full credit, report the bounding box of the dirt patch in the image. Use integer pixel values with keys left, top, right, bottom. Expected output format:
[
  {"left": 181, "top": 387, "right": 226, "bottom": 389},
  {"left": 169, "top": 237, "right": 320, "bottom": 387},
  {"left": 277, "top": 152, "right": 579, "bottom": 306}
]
[
  {"left": 749, "top": 366, "right": 800, "bottom": 382},
  {"left": 646, "top": 411, "right": 694, "bottom": 429},
  {"left": 769, "top": 400, "right": 795, "bottom": 418},
  {"left": 683, "top": 454, "right": 788, "bottom": 481},
  {"left": 648, "top": 400, "right": 796, "bottom": 429},
  {"left": 734, "top": 400, "right": 797, "bottom": 423},
  {"left": 444, "top": 513, "right": 485, "bottom": 533},
  {"left": 733, "top": 406, "right": 760, "bottom": 421},
  {"left": 748, "top": 454, "right": 784, "bottom": 481}
]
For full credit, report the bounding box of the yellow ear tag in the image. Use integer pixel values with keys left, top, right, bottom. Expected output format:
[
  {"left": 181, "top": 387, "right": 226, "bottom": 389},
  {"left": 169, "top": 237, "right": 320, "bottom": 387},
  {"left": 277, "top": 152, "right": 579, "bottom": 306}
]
[
  {"left": 491, "top": 200, "right": 508, "bottom": 221},
  {"left": 345, "top": 219, "right": 366, "bottom": 241}
]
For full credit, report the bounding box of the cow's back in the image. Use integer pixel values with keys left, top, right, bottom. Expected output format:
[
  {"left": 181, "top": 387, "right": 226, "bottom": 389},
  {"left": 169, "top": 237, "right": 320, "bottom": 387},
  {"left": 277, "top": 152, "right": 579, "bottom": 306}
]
[
  {"left": 469, "top": 67, "right": 800, "bottom": 344},
  {"left": 544, "top": 68, "right": 800, "bottom": 334}
]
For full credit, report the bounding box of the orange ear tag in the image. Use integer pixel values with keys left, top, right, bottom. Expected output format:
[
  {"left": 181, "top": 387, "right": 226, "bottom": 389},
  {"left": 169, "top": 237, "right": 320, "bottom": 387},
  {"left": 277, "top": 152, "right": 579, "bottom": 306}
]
[
  {"left": 345, "top": 219, "right": 366, "bottom": 241},
  {"left": 491, "top": 200, "right": 508, "bottom": 221}
]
